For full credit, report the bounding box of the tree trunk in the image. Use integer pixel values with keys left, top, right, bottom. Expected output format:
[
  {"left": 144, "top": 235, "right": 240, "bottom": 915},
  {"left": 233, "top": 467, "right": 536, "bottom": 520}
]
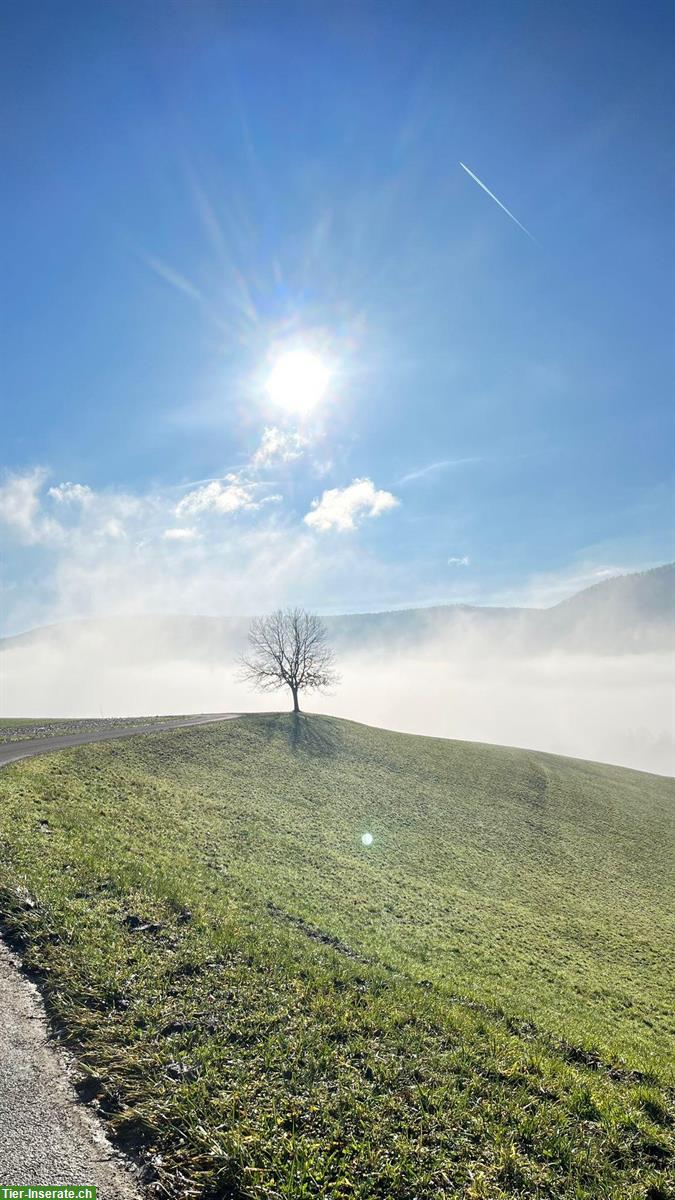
[{"left": 291, "top": 685, "right": 300, "bottom": 713}]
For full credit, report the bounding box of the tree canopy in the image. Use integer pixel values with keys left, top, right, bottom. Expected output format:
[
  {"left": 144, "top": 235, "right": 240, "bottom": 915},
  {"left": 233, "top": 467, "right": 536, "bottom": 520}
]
[{"left": 239, "top": 607, "right": 339, "bottom": 712}]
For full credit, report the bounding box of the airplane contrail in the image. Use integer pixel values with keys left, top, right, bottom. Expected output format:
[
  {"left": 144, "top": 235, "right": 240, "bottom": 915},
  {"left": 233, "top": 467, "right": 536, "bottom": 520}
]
[{"left": 459, "top": 162, "right": 537, "bottom": 242}]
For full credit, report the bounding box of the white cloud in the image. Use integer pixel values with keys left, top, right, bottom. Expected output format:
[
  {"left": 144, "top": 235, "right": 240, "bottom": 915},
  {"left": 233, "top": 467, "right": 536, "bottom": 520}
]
[
  {"left": 0, "top": 469, "right": 145, "bottom": 550},
  {"left": 448, "top": 555, "right": 470, "bottom": 566},
  {"left": 304, "top": 477, "right": 399, "bottom": 533},
  {"left": 0, "top": 463, "right": 406, "bottom": 635},
  {"left": 101, "top": 518, "right": 126, "bottom": 540},
  {"left": 0, "top": 468, "right": 63, "bottom": 545},
  {"left": 162, "top": 527, "right": 199, "bottom": 541},
  {"left": 48, "top": 482, "right": 93, "bottom": 505},
  {"left": 252, "top": 426, "right": 307, "bottom": 469},
  {"left": 175, "top": 475, "right": 260, "bottom": 518}
]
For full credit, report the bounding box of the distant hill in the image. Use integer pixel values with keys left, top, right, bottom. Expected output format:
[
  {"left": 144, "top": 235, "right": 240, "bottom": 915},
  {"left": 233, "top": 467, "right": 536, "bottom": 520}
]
[
  {"left": 3, "top": 562, "right": 673, "bottom": 659},
  {"left": 542, "top": 562, "right": 675, "bottom": 651},
  {"left": 327, "top": 563, "right": 675, "bottom": 653}
]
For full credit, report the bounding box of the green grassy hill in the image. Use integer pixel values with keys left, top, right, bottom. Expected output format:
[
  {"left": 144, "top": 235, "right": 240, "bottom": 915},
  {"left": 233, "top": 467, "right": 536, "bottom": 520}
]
[{"left": 0, "top": 715, "right": 673, "bottom": 1198}]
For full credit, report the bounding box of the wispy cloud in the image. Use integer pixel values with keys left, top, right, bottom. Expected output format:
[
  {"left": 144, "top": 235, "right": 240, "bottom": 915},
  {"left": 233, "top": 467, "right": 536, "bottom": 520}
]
[
  {"left": 101, "top": 518, "right": 126, "bottom": 540},
  {"left": 252, "top": 426, "right": 308, "bottom": 469},
  {"left": 398, "top": 457, "right": 482, "bottom": 485},
  {"left": 0, "top": 470, "right": 140, "bottom": 548},
  {"left": 170, "top": 474, "right": 241, "bottom": 492},
  {"left": 459, "top": 162, "right": 537, "bottom": 242},
  {"left": 0, "top": 468, "right": 63, "bottom": 545},
  {"left": 448, "top": 555, "right": 470, "bottom": 566},
  {"left": 162, "top": 527, "right": 200, "bottom": 542},
  {"left": 141, "top": 254, "right": 205, "bottom": 303},
  {"left": 175, "top": 476, "right": 263, "bottom": 518},
  {"left": 48, "top": 482, "right": 93, "bottom": 505}
]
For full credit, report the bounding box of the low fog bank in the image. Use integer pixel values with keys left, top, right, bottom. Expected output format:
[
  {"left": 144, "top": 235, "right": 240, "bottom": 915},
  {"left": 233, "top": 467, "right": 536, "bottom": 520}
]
[
  {"left": 323, "top": 650, "right": 675, "bottom": 777},
  {"left": 2, "top": 619, "right": 673, "bottom": 776}
]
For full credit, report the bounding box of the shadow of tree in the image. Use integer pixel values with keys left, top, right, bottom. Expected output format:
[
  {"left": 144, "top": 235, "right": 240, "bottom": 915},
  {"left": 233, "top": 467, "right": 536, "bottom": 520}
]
[
  {"left": 286, "top": 713, "right": 343, "bottom": 758},
  {"left": 252, "top": 711, "right": 344, "bottom": 758}
]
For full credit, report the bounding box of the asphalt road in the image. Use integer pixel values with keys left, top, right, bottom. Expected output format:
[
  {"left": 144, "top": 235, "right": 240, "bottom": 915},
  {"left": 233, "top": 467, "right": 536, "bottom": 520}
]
[
  {"left": 0, "top": 713, "right": 238, "bottom": 1193},
  {"left": 0, "top": 712, "right": 238, "bottom": 766}
]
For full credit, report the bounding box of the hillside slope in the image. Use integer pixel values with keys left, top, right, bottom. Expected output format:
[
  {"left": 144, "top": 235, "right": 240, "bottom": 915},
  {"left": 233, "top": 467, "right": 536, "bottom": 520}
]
[{"left": 0, "top": 716, "right": 673, "bottom": 1198}]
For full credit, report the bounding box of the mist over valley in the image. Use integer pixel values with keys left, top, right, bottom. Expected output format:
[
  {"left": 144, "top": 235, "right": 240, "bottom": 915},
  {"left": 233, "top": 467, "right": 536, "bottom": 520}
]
[{"left": 4, "top": 564, "right": 673, "bottom": 775}]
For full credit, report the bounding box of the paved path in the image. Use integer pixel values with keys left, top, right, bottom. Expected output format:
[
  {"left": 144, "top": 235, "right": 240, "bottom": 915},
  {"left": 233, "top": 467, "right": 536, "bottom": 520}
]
[
  {"left": 0, "top": 712, "right": 238, "bottom": 766},
  {"left": 0, "top": 713, "right": 238, "bottom": 1193}
]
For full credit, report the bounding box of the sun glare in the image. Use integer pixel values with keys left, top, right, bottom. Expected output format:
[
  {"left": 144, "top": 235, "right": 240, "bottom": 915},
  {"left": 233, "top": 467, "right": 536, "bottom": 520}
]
[{"left": 265, "top": 348, "right": 330, "bottom": 416}]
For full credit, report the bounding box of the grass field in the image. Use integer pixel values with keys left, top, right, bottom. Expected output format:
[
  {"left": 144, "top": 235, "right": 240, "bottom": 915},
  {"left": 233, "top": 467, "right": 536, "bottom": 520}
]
[{"left": 0, "top": 714, "right": 673, "bottom": 1198}]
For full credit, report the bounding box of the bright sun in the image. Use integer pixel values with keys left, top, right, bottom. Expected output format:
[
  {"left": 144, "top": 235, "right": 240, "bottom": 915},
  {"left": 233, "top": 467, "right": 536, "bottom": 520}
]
[{"left": 265, "top": 348, "right": 330, "bottom": 416}]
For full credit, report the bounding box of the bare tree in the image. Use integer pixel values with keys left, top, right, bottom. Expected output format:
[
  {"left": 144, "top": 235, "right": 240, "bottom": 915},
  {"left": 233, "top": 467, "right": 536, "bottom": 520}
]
[{"left": 239, "top": 607, "right": 339, "bottom": 713}]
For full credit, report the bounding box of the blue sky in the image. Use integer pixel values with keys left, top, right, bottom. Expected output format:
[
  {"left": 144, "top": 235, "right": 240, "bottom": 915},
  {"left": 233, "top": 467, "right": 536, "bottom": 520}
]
[{"left": 1, "top": 0, "right": 673, "bottom": 633}]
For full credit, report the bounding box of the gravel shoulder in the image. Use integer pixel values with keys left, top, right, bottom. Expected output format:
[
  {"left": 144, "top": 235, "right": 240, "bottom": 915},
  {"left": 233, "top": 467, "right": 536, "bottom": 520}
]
[{"left": 0, "top": 937, "right": 143, "bottom": 1193}]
